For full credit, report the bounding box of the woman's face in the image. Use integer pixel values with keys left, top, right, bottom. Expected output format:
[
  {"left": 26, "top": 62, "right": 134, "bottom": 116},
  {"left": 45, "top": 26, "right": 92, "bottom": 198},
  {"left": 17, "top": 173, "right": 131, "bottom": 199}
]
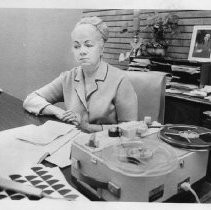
[
  {"left": 71, "top": 24, "right": 104, "bottom": 69},
  {"left": 204, "top": 34, "right": 211, "bottom": 42}
]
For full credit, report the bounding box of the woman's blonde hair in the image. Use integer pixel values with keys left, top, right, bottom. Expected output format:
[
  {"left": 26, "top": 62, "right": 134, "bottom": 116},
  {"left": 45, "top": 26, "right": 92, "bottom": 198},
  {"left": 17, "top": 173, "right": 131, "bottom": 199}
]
[{"left": 75, "top": 16, "right": 109, "bottom": 42}]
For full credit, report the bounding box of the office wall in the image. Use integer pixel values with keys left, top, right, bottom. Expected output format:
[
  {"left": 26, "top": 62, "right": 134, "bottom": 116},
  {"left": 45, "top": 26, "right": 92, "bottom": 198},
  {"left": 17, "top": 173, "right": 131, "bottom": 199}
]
[
  {"left": 137, "top": 10, "right": 211, "bottom": 60},
  {"left": 83, "top": 9, "right": 134, "bottom": 70},
  {"left": 83, "top": 9, "right": 211, "bottom": 70},
  {"left": 0, "top": 9, "right": 82, "bottom": 100}
]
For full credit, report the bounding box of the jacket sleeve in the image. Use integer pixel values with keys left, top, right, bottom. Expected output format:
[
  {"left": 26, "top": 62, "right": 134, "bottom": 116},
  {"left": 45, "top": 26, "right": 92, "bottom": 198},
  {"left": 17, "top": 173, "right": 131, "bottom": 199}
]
[
  {"left": 23, "top": 72, "right": 65, "bottom": 115},
  {"left": 101, "top": 77, "right": 138, "bottom": 131},
  {"left": 115, "top": 76, "right": 138, "bottom": 123}
]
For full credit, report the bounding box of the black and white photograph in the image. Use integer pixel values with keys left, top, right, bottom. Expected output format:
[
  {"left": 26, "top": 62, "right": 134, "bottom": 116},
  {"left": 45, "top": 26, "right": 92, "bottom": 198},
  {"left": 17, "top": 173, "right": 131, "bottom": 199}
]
[
  {"left": 189, "top": 25, "right": 211, "bottom": 62},
  {"left": 0, "top": 1, "right": 211, "bottom": 210}
]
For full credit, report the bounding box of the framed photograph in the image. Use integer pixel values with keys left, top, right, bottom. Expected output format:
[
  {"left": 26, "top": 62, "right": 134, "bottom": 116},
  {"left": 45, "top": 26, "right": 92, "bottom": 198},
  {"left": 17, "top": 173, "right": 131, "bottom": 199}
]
[{"left": 188, "top": 25, "right": 211, "bottom": 62}]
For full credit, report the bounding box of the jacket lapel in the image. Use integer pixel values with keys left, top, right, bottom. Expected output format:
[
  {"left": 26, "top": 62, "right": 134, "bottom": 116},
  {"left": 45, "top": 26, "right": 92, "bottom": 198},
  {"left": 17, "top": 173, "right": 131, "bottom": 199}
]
[
  {"left": 86, "top": 61, "right": 108, "bottom": 98},
  {"left": 74, "top": 61, "right": 108, "bottom": 108},
  {"left": 74, "top": 67, "right": 88, "bottom": 110},
  {"left": 85, "top": 81, "right": 98, "bottom": 99}
]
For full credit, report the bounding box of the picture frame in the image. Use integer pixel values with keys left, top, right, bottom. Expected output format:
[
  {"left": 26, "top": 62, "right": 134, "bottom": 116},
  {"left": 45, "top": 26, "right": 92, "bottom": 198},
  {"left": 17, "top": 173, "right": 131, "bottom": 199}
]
[{"left": 188, "top": 25, "right": 211, "bottom": 62}]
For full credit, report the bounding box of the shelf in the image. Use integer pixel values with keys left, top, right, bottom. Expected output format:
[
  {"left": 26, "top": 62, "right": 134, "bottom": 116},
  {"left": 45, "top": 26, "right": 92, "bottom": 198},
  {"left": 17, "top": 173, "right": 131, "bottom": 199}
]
[
  {"left": 129, "top": 56, "right": 202, "bottom": 86},
  {"left": 130, "top": 56, "right": 203, "bottom": 67}
]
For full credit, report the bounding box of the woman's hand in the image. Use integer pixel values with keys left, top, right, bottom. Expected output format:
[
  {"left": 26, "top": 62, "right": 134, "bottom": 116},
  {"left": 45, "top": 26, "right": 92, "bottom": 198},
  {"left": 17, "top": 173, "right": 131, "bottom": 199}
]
[
  {"left": 55, "top": 109, "right": 103, "bottom": 133},
  {"left": 52, "top": 107, "right": 88, "bottom": 128},
  {"left": 59, "top": 110, "right": 82, "bottom": 126},
  {"left": 61, "top": 110, "right": 97, "bottom": 132},
  {"left": 41, "top": 104, "right": 66, "bottom": 120},
  {"left": 54, "top": 109, "right": 66, "bottom": 120},
  {"left": 43, "top": 105, "right": 82, "bottom": 126}
]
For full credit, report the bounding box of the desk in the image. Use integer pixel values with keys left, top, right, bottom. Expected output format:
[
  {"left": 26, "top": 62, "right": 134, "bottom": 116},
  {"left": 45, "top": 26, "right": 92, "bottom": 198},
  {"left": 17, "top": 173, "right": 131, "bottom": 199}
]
[
  {"left": 0, "top": 92, "right": 98, "bottom": 200},
  {"left": 1, "top": 92, "right": 211, "bottom": 202},
  {"left": 165, "top": 92, "right": 211, "bottom": 186},
  {"left": 165, "top": 92, "right": 211, "bottom": 127},
  {"left": 0, "top": 92, "right": 54, "bottom": 131}
]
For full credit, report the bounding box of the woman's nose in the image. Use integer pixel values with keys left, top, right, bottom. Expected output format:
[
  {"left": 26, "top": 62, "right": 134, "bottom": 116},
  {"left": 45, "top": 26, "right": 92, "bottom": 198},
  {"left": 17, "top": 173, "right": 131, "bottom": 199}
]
[{"left": 79, "top": 46, "right": 87, "bottom": 55}]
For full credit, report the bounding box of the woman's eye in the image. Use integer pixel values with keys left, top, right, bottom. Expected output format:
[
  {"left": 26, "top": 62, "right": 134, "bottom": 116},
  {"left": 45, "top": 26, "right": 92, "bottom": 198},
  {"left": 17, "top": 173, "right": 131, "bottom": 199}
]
[
  {"left": 85, "top": 44, "right": 93, "bottom": 48},
  {"left": 73, "top": 45, "right": 80, "bottom": 49}
]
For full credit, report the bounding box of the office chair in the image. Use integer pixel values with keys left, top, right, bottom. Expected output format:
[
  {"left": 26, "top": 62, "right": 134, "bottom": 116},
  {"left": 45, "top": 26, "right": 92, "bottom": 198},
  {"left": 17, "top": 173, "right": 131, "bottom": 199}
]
[{"left": 125, "top": 71, "right": 166, "bottom": 124}]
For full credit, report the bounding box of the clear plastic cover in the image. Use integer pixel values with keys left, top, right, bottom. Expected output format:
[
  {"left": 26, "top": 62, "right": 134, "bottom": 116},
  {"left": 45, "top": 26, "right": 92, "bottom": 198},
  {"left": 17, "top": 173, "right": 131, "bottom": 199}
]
[{"left": 101, "top": 138, "right": 178, "bottom": 177}]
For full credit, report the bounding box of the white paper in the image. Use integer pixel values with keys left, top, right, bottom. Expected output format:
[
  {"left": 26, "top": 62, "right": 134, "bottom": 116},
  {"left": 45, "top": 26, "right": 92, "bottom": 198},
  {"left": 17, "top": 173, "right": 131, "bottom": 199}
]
[
  {"left": 0, "top": 164, "right": 89, "bottom": 201},
  {"left": 0, "top": 126, "right": 46, "bottom": 178},
  {"left": 15, "top": 120, "right": 75, "bottom": 145},
  {"left": 166, "top": 88, "right": 182, "bottom": 94},
  {"left": 45, "top": 129, "right": 81, "bottom": 168},
  {"left": 47, "top": 166, "right": 89, "bottom": 201},
  {"left": 201, "top": 85, "right": 211, "bottom": 93},
  {"left": 0, "top": 124, "right": 80, "bottom": 177}
]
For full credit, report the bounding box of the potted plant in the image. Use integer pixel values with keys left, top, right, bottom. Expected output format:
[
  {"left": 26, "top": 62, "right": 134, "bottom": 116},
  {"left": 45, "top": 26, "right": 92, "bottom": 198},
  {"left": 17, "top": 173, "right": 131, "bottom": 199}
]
[
  {"left": 118, "top": 12, "right": 179, "bottom": 62},
  {"left": 140, "top": 12, "right": 179, "bottom": 57}
]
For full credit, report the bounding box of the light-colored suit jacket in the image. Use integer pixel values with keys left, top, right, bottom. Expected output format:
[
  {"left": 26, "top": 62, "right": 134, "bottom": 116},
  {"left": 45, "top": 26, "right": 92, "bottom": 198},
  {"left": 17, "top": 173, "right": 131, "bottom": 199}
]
[{"left": 23, "top": 61, "right": 138, "bottom": 128}]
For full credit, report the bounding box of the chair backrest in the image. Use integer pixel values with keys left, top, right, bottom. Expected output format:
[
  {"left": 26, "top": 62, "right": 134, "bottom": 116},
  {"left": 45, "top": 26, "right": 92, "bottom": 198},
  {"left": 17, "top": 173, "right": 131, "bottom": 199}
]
[{"left": 125, "top": 71, "right": 166, "bottom": 124}]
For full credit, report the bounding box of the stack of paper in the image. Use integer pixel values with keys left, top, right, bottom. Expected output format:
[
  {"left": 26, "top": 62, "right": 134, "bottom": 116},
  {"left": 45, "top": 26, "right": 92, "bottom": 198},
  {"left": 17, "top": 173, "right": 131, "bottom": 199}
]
[
  {"left": 201, "top": 85, "right": 211, "bottom": 94},
  {"left": 203, "top": 110, "right": 211, "bottom": 117},
  {"left": 169, "top": 82, "right": 198, "bottom": 90},
  {"left": 171, "top": 65, "right": 200, "bottom": 75},
  {"left": 46, "top": 129, "right": 81, "bottom": 168},
  {"left": 166, "top": 88, "right": 182, "bottom": 94},
  {"left": 133, "top": 58, "right": 151, "bottom": 66},
  {"left": 15, "top": 120, "right": 74, "bottom": 145},
  {"left": 128, "top": 58, "right": 151, "bottom": 71},
  {"left": 128, "top": 66, "right": 149, "bottom": 71},
  {"left": 182, "top": 89, "right": 207, "bottom": 98},
  {"left": 0, "top": 121, "right": 80, "bottom": 177}
]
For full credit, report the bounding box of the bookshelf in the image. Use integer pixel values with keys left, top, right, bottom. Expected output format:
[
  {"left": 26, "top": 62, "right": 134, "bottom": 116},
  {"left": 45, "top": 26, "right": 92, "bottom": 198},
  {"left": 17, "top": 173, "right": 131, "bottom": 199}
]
[{"left": 129, "top": 56, "right": 203, "bottom": 87}]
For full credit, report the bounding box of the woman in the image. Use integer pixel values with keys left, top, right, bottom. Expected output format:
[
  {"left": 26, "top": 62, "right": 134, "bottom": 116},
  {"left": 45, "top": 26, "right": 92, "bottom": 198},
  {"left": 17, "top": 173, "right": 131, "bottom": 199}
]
[{"left": 23, "top": 16, "right": 138, "bottom": 133}]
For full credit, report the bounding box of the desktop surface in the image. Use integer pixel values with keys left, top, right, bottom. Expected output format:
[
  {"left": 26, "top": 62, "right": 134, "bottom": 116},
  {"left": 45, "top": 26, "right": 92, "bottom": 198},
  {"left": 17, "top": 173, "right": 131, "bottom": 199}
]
[
  {"left": 0, "top": 92, "right": 99, "bottom": 201},
  {"left": 0, "top": 92, "right": 55, "bottom": 131},
  {"left": 1, "top": 92, "right": 211, "bottom": 202}
]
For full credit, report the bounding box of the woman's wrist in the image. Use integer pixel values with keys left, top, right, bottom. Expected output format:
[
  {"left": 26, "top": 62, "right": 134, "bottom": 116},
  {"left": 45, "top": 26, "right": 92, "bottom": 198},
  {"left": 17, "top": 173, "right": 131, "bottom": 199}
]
[{"left": 41, "top": 104, "right": 65, "bottom": 119}]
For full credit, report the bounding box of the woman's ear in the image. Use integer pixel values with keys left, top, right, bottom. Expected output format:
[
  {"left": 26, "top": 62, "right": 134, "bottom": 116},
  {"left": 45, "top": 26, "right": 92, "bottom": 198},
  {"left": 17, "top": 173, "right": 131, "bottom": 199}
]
[
  {"left": 101, "top": 45, "right": 105, "bottom": 57},
  {"left": 100, "top": 40, "right": 105, "bottom": 56}
]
